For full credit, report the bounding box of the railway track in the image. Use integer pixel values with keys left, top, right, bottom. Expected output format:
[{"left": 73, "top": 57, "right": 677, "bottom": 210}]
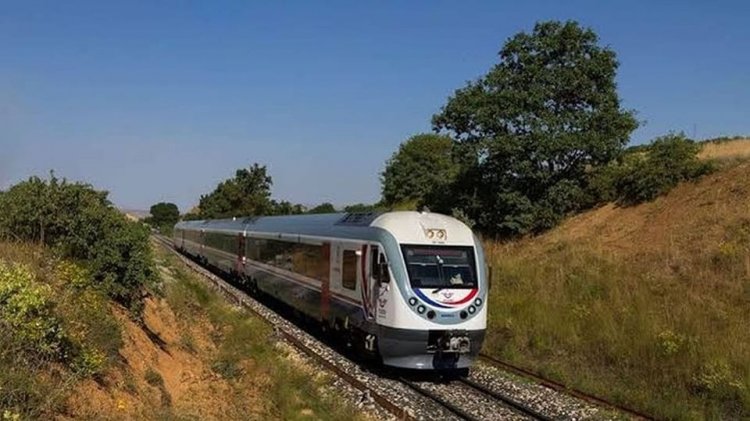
[
  {"left": 152, "top": 235, "right": 622, "bottom": 420},
  {"left": 401, "top": 376, "right": 552, "bottom": 421},
  {"left": 477, "top": 354, "right": 653, "bottom": 420}
]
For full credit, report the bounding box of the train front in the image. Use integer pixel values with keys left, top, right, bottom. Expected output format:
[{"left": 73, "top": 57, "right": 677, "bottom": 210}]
[{"left": 371, "top": 212, "right": 487, "bottom": 371}]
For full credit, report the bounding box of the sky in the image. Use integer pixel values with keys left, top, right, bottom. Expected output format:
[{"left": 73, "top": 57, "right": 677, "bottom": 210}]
[{"left": 1, "top": 1, "right": 749, "bottom": 211}]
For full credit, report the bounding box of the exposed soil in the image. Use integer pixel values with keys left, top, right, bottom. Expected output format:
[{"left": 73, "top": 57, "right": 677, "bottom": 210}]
[{"left": 62, "top": 293, "right": 267, "bottom": 419}]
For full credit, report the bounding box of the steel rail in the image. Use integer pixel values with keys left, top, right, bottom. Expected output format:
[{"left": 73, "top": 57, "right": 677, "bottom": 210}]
[
  {"left": 458, "top": 377, "right": 551, "bottom": 421},
  {"left": 478, "top": 354, "right": 653, "bottom": 420},
  {"left": 399, "top": 378, "right": 480, "bottom": 421}
]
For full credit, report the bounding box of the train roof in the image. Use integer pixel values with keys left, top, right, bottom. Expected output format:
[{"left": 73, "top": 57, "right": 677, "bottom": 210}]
[
  {"left": 176, "top": 212, "right": 381, "bottom": 239},
  {"left": 175, "top": 211, "right": 476, "bottom": 245}
]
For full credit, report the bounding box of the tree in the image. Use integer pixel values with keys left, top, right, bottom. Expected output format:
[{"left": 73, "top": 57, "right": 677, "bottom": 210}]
[
  {"left": 197, "top": 163, "right": 274, "bottom": 219},
  {"left": 307, "top": 202, "right": 336, "bottom": 214},
  {"left": 272, "top": 200, "right": 305, "bottom": 215},
  {"left": 381, "top": 133, "right": 459, "bottom": 206},
  {"left": 145, "top": 202, "right": 179, "bottom": 233},
  {"left": 432, "top": 20, "right": 638, "bottom": 235},
  {"left": 343, "top": 203, "right": 382, "bottom": 213}
]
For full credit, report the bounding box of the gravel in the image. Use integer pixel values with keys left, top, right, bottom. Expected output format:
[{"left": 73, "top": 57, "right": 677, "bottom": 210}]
[{"left": 469, "top": 362, "right": 623, "bottom": 420}]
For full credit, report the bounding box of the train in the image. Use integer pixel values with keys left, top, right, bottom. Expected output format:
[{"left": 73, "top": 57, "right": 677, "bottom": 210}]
[{"left": 172, "top": 210, "right": 487, "bottom": 370}]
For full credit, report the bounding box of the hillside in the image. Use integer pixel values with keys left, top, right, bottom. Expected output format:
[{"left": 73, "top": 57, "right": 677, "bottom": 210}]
[
  {"left": 484, "top": 158, "right": 750, "bottom": 419},
  {"left": 699, "top": 137, "right": 750, "bottom": 162},
  {"left": 0, "top": 241, "right": 366, "bottom": 420}
]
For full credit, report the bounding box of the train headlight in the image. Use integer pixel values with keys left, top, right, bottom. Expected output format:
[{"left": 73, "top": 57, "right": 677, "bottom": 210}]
[
  {"left": 408, "top": 297, "right": 417, "bottom": 306},
  {"left": 417, "top": 305, "right": 426, "bottom": 314},
  {"left": 474, "top": 298, "right": 482, "bottom": 306},
  {"left": 426, "top": 310, "right": 436, "bottom": 320},
  {"left": 468, "top": 305, "right": 476, "bottom": 314}
]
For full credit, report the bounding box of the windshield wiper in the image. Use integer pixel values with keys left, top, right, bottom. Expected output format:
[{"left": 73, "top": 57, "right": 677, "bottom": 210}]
[{"left": 432, "top": 287, "right": 444, "bottom": 294}]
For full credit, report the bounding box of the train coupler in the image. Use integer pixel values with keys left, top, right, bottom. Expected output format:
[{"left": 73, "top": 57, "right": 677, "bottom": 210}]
[{"left": 427, "top": 330, "right": 471, "bottom": 354}]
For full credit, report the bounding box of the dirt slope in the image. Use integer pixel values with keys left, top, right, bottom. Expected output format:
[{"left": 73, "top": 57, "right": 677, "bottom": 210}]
[
  {"left": 64, "top": 296, "right": 265, "bottom": 419},
  {"left": 542, "top": 159, "right": 750, "bottom": 265}
]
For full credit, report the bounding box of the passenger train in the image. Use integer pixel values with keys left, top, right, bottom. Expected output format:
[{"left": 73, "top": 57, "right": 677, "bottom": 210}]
[{"left": 172, "top": 211, "right": 487, "bottom": 370}]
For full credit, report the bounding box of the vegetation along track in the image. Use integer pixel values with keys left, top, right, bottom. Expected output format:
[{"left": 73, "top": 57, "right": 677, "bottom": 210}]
[{"left": 153, "top": 235, "right": 619, "bottom": 420}]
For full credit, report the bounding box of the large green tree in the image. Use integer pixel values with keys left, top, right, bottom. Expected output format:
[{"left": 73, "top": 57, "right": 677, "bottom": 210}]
[
  {"left": 381, "top": 133, "right": 458, "bottom": 206},
  {"left": 145, "top": 202, "right": 179, "bottom": 232},
  {"left": 197, "top": 164, "right": 275, "bottom": 219},
  {"left": 432, "top": 20, "right": 638, "bottom": 235}
]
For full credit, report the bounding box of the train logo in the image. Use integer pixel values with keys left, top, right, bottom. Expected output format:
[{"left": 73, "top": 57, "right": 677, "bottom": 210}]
[{"left": 413, "top": 288, "right": 479, "bottom": 309}]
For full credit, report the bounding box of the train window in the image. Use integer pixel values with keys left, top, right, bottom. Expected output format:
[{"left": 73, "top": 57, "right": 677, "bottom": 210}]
[
  {"left": 401, "top": 245, "right": 476, "bottom": 289},
  {"left": 246, "top": 238, "right": 261, "bottom": 261},
  {"left": 342, "top": 250, "right": 357, "bottom": 290},
  {"left": 291, "top": 243, "right": 324, "bottom": 280}
]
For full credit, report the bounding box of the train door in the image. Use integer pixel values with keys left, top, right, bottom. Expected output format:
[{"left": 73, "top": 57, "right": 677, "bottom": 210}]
[
  {"left": 320, "top": 243, "right": 331, "bottom": 321},
  {"left": 368, "top": 245, "right": 388, "bottom": 321},
  {"left": 235, "top": 232, "right": 246, "bottom": 274},
  {"left": 330, "top": 242, "right": 362, "bottom": 310}
]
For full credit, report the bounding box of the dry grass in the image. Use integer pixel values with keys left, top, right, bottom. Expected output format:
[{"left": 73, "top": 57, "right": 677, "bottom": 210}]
[
  {"left": 484, "top": 161, "right": 750, "bottom": 420},
  {"left": 699, "top": 138, "right": 750, "bottom": 162}
]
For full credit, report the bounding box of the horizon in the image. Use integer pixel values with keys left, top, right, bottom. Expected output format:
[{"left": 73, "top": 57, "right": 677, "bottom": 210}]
[{"left": 2, "top": 1, "right": 749, "bottom": 212}]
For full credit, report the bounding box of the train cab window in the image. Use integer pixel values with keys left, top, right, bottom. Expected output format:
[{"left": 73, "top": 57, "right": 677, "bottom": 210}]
[
  {"left": 342, "top": 250, "right": 357, "bottom": 290},
  {"left": 401, "top": 245, "right": 476, "bottom": 289}
]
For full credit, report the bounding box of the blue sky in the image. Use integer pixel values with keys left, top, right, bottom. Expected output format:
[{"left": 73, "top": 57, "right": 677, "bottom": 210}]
[{"left": 1, "top": 1, "right": 748, "bottom": 211}]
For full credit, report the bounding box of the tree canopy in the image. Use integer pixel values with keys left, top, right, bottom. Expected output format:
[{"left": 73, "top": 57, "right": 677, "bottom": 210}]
[
  {"left": 431, "top": 20, "right": 638, "bottom": 235},
  {"left": 0, "top": 175, "right": 156, "bottom": 314},
  {"left": 145, "top": 202, "right": 179, "bottom": 232},
  {"left": 190, "top": 163, "right": 306, "bottom": 219},
  {"left": 381, "top": 133, "right": 458, "bottom": 206},
  {"left": 196, "top": 164, "right": 275, "bottom": 219},
  {"left": 307, "top": 202, "right": 336, "bottom": 214}
]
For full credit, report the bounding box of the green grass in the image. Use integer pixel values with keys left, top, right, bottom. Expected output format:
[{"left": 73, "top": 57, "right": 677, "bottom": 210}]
[{"left": 484, "top": 226, "right": 750, "bottom": 420}]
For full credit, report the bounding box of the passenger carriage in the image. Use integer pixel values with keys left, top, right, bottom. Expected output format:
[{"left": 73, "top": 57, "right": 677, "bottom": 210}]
[{"left": 173, "top": 211, "right": 487, "bottom": 370}]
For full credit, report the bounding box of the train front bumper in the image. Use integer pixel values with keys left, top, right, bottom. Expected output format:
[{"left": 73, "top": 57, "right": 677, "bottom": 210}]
[{"left": 377, "top": 326, "right": 485, "bottom": 370}]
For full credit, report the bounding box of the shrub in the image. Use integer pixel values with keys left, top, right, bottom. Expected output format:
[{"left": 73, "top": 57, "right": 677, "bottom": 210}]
[
  {"left": 0, "top": 262, "right": 64, "bottom": 359},
  {"left": 0, "top": 175, "right": 157, "bottom": 314},
  {"left": 587, "top": 133, "right": 716, "bottom": 206},
  {"left": 612, "top": 134, "right": 715, "bottom": 205}
]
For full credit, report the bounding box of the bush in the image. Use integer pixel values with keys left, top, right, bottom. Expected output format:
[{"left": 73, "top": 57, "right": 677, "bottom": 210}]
[
  {"left": 0, "top": 175, "right": 157, "bottom": 314},
  {"left": 0, "top": 262, "right": 64, "bottom": 359},
  {"left": 588, "top": 133, "right": 715, "bottom": 206}
]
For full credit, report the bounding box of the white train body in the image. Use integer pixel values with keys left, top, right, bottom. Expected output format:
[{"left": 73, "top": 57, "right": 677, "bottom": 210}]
[{"left": 173, "top": 211, "right": 487, "bottom": 370}]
